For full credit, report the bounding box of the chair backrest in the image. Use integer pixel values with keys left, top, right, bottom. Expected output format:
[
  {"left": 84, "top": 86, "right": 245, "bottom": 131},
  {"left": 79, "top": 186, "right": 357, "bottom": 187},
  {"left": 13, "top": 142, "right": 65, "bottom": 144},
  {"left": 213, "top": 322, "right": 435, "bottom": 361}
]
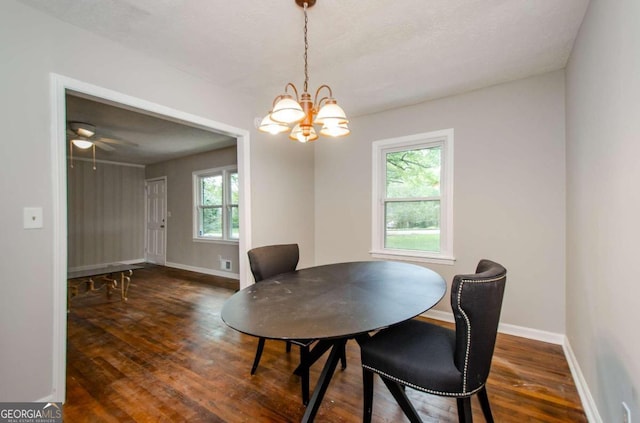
[
  {"left": 247, "top": 244, "right": 299, "bottom": 282},
  {"left": 451, "top": 259, "right": 507, "bottom": 394}
]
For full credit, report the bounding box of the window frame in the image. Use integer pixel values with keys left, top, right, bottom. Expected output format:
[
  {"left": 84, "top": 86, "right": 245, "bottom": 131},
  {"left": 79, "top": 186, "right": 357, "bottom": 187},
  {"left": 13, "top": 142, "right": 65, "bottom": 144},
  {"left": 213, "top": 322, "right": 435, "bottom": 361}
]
[
  {"left": 193, "top": 165, "right": 239, "bottom": 244},
  {"left": 370, "top": 129, "right": 455, "bottom": 265}
]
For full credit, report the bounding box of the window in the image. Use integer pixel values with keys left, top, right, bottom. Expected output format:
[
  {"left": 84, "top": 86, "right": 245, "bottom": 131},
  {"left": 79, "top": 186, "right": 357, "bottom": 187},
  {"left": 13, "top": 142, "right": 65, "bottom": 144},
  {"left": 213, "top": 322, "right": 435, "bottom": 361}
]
[
  {"left": 193, "top": 166, "right": 239, "bottom": 242},
  {"left": 371, "top": 129, "right": 454, "bottom": 264}
]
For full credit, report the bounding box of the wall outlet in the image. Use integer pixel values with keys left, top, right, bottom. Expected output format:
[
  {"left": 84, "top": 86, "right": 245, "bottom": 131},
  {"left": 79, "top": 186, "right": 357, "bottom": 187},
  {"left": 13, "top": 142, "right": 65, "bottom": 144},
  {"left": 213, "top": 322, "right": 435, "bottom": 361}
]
[
  {"left": 623, "top": 402, "right": 631, "bottom": 423},
  {"left": 220, "top": 258, "right": 232, "bottom": 271}
]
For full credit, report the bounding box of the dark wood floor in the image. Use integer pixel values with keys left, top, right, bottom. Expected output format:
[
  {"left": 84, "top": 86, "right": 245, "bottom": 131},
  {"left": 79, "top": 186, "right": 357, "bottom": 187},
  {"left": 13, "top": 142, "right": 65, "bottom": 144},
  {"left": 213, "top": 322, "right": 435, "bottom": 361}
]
[{"left": 64, "top": 265, "right": 586, "bottom": 422}]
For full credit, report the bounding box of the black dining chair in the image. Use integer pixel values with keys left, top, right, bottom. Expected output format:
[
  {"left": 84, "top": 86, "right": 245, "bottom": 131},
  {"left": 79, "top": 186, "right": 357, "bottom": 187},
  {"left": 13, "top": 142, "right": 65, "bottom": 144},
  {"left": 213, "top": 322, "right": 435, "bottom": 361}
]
[
  {"left": 360, "top": 259, "right": 507, "bottom": 423},
  {"left": 246, "top": 243, "right": 315, "bottom": 405}
]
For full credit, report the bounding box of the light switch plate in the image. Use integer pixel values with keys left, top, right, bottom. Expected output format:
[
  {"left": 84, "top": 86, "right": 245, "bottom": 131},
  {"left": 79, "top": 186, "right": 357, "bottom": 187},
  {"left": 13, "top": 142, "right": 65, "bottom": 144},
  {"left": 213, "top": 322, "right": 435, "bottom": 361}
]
[{"left": 23, "top": 207, "right": 43, "bottom": 229}]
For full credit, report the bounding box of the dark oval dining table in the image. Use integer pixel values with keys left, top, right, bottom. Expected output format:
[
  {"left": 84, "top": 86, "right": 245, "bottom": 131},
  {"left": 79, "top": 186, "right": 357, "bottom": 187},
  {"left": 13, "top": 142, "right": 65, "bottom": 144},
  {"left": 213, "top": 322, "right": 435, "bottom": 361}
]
[{"left": 221, "top": 260, "right": 446, "bottom": 422}]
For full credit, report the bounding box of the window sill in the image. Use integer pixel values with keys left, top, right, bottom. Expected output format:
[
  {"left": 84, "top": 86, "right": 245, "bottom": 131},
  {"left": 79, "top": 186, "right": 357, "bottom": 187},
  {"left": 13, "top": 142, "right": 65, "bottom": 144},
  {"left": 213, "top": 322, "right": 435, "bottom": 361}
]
[
  {"left": 369, "top": 250, "right": 456, "bottom": 265},
  {"left": 193, "top": 237, "right": 239, "bottom": 245}
]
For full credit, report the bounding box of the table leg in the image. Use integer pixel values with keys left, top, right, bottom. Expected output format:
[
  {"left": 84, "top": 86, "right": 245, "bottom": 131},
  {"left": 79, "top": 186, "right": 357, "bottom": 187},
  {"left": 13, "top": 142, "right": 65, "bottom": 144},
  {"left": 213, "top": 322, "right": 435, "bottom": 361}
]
[
  {"left": 105, "top": 276, "right": 113, "bottom": 299},
  {"left": 293, "top": 340, "right": 334, "bottom": 376},
  {"left": 120, "top": 270, "right": 132, "bottom": 301},
  {"left": 301, "top": 338, "right": 347, "bottom": 423}
]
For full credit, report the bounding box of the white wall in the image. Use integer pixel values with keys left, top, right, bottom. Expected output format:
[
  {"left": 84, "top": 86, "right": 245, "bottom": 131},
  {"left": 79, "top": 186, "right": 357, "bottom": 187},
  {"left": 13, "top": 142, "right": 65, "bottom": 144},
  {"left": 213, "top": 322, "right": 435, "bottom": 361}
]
[
  {"left": 249, "top": 138, "right": 316, "bottom": 269},
  {"left": 566, "top": 0, "right": 640, "bottom": 421},
  {"left": 315, "top": 71, "right": 567, "bottom": 334},
  {"left": 0, "top": 0, "right": 314, "bottom": 401}
]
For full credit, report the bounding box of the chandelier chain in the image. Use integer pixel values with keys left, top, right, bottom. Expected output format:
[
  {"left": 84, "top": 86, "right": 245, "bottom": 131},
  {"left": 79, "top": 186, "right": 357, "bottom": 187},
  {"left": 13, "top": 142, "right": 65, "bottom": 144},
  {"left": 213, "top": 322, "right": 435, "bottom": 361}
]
[{"left": 303, "top": 2, "right": 309, "bottom": 93}]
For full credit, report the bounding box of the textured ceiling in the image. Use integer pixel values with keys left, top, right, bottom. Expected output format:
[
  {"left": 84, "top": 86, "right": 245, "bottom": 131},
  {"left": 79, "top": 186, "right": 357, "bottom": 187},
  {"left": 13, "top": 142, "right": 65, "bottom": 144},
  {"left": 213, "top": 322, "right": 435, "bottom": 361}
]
[
  {"left": 21, "top": 0, "right": 589, "bottom": 164},
  {"left": 20, "top": 0, "right": 589, "bottom": 117}
]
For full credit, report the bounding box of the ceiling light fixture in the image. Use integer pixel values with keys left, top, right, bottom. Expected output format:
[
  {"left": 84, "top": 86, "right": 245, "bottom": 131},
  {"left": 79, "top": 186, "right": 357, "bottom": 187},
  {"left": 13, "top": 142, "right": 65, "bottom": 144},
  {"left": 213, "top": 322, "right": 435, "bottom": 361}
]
[
  {"left": 68, "top": 122, "right": 98, "bottom": 170},
  {"left": 258, "top": 0, "right": 349, "bottom": 143},
  {"left": 70, "top": 122, "right": 96, "bottom": 138},
  {"left": 71, "top": 138, "right": 94, "bottom": 149},
  {"left": 69, "top": 138, "right": 96, "bottom": 170}
]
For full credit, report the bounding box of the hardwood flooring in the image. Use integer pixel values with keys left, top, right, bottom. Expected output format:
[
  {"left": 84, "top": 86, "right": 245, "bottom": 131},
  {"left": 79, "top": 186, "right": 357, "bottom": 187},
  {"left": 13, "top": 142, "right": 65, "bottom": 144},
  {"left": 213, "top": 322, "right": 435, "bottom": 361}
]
[{"left": 64, "top": 265, "right": 587, "bottom": 422}]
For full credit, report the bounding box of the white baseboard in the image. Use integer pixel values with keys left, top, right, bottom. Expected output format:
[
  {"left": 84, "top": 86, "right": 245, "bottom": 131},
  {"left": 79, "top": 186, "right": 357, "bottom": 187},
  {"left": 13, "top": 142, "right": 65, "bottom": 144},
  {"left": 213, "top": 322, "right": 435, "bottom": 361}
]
[
  {"left": 422, "top": 309, "right": 565, "bottom": 344},
  {"left": 165, "top": 262, "right": 239, "bottom": 280},
  {"left": 423, "top": 309, "right": 602, "bottom": 422},
  {"left": 70, "top": 260, "right": 240, "bottom": 280},
  {"left": 67, "top": 258, "right": 145, "bottom": 273},
  {"left": 563, "top": 338, "right": 603, "bottom": 423},
  {"left": 36, "top": 393, "right": 56, "bottom": 403}
]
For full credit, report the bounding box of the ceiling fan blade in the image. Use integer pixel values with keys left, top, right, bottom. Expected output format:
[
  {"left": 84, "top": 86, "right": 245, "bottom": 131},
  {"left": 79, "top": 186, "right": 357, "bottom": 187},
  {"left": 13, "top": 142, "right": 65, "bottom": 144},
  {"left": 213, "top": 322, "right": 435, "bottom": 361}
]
[
  {"left": 95, "top": 136, "right": 138, "bottom": 147},
  {"left": 94, "top": 141, "right": 116, "bottom": 151}
]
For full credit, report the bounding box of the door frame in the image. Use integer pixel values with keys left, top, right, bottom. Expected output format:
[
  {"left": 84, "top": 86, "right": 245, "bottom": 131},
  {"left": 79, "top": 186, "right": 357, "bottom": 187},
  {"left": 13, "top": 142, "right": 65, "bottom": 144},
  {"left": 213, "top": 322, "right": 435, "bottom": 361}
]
[
  {"left": 145, "top": 176, "right": 168, "bottom": 265},
  {"left": 50, "top": 73, "right": 252, "bottom": 402}
]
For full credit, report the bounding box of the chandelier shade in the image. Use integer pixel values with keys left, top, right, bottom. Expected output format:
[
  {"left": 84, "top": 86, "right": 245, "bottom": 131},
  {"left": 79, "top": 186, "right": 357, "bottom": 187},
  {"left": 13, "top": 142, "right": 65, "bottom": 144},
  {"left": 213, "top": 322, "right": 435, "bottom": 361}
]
[
  {"left": 259, "top": 0, "right": 349, "bottom": 143},
  {"left": 314, "top": 99, "right": 348, "bottom": 125},
  {"left": 271, "top": 96, "right": 306, "bottom": 124},
  {"left": 258, "top": 113, "right": 291, "bottom": 134},
  {"left": 320, "top": 122, "right": 350, "bottom": 137}
]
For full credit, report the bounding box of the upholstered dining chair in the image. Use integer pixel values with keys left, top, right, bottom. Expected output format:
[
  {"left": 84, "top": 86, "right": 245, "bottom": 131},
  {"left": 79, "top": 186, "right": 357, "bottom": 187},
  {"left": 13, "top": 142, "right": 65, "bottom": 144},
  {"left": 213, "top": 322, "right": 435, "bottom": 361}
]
[
  {"left": 247, "top": 243, "right": 314, "bottom": 405},
  {"left": 360, "top": 259, "right": 507, "bottom": 423}
]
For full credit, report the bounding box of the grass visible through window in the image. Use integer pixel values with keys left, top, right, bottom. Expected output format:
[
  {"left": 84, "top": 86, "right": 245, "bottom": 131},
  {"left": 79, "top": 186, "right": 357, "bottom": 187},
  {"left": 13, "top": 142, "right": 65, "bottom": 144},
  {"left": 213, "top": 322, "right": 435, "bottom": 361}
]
[{"left": 385, "top": 231, "right": 440, "bottom": 252}]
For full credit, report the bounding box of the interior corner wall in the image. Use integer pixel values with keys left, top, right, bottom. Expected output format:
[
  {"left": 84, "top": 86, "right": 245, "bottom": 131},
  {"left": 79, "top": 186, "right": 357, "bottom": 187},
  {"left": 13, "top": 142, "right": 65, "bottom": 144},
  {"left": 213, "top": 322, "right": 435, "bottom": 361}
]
[
  {"left": 248, "top": 135, "right": 316, "bottom": 269},
  {"left": 565, "top": 0, "right": 640, "bottom": 421},
  {"left": 145, "top": 147, "right": 240, "bottom": 275},
  {"left": 314, "top": 70, "right": 567, "bottom": 334},
  {"left": 67, "top": 160, "right": 145, "bottom": 269}
]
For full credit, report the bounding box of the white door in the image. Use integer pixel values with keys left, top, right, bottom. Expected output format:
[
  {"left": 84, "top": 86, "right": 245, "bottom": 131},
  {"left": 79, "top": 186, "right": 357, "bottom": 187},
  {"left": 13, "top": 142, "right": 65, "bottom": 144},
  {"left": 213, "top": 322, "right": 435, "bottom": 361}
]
[{"left": 145, "top": 178, "right": 167, "bottom": 265}]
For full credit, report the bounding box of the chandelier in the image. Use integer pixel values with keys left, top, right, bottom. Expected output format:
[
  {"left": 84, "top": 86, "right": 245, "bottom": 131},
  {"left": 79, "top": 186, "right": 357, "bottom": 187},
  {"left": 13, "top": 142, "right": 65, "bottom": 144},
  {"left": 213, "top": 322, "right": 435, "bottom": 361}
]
[{"left": 258, "top": 0, "right": 350, "bottom": 143}]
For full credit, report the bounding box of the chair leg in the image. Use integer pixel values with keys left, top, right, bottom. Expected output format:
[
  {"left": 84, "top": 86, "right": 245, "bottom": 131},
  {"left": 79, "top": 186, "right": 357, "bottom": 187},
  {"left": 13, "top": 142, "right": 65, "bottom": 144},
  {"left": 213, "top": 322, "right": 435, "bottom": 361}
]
[
  {"left": 299, "top": 345, "right": 310, "bottom": 405},
  {"left": 362, "top": 368, "right": 374, "bottom": 423},
  {"left": 340, "top": 342, "right": 347, "bottom": 370},
  {"left": 251, "top": 337, "right": 266, "bottom": 375},
  {"left": 456, "top": 397, "right": 473, "bottom": 423},
  {"left": 477, "top": 386, "right": 494, "bottom": 423},
  {"left": 380, "top": 377, "right": 422, "bottom": 423}
]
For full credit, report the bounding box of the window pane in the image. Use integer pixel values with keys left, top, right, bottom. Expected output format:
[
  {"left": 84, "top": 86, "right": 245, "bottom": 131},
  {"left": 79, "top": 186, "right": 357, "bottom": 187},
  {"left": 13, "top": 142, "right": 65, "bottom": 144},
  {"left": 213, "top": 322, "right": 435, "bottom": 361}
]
[
  {"left": 200, "top": 207, "right": 222, "bottom": 237},
  {"left": 230, "top": 172, "right": 239, "bottom": 204},
  {"left": 384, "top": 200, "right": 440, "bottom": 252},
  {"left": 201, "top": 175, "right": 223, "bottom": 206},
  {"left": 229, "top": 206, "right": 240, "bottom": 239},
  {"left": 386, "top": 146, "right": 441, "bottom": 198}
]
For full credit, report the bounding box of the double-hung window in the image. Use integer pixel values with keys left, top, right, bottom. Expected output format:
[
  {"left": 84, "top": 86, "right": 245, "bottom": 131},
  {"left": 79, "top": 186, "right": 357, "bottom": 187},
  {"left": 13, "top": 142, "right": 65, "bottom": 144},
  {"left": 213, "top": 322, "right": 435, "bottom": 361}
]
[
  {"left": 371, "top": 129, "right": 454, "bottom": 264},
  {"left": 193, "top": 166, "right": 239, "bottom": 242}
]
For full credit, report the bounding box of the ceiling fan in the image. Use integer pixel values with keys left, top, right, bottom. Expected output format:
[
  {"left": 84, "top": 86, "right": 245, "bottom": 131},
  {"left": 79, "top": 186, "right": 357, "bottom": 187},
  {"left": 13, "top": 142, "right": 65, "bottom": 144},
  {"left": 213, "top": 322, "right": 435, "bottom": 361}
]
[{"left": 67, "top": 121, "right": 137, "bottom": 169}]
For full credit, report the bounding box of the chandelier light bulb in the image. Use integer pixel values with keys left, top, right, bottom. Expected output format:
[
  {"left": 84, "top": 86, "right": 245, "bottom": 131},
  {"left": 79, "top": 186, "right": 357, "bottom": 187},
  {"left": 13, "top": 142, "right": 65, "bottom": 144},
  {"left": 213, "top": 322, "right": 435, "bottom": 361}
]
[{"left": 290, "top": 124, "right": 318, "bottom": 143}]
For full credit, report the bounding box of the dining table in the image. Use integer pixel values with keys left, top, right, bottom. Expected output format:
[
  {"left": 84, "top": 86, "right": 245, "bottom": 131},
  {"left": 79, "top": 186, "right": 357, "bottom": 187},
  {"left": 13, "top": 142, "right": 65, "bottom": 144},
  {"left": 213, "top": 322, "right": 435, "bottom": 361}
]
[{"left": 221, "top": 260, "right": 446, "bottom": 422}]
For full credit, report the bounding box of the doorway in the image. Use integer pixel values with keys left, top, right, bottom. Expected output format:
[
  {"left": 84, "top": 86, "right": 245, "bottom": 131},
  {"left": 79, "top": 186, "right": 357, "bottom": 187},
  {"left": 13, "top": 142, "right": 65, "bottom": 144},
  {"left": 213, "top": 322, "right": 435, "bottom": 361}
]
[
  {"left": 51, "top": 74, "right": 252, "bottom": 402},
  {"left": 145, "top": 177, "right": 167, "bottom": 265}
]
